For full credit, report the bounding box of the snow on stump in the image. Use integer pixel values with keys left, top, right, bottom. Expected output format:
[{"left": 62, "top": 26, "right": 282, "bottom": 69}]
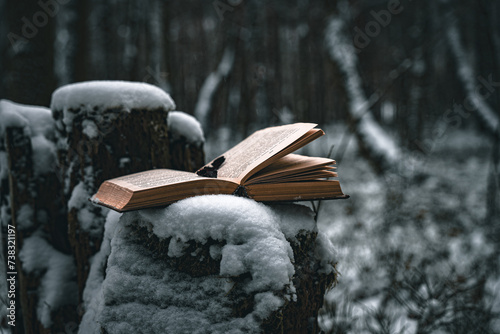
[
  {"left": 168, "top": 111, "right": 205, "bottom": 172},
  {"left": 50, "top": 81, "right": 204, "bottom": 306},
  {"left": 80, "top": 196, "right": 337, "bottom": 334},
  {"left": 0, "top": 100, "right": 77, "bottom": 333}
]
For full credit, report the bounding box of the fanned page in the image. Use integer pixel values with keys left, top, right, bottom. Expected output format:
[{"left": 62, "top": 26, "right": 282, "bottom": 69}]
[
  {"left": 245, "top": 154, "right": 337, "bottom": 185},
  {"left": 214, "top": 123, "right": 319, "bottom": 183},
  {"left": 245, "top": 181, "right": 345, "bottom": 202}
]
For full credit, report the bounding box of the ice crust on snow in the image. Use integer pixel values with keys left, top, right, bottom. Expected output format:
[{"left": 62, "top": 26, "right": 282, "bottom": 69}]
[
  {"left": 19, "top": 233, "right": 78, "bottom": 328},
  {"left": 51, "top": 80, "right": 176, "bottom": 112},
  {"left": 167, "top": 111, "right": 205, "bottom": 144},
  {"left": 80, "top": 195, "right": 336, "bottom": 333}
]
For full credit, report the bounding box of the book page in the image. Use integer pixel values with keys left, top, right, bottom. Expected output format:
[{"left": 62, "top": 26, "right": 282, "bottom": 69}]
[
  {"left": 246, "top": 154, "right": 336, "bottom": 184},
  {"left": 246, "top": 180, "right": 347, "bottom": 202},
  {"left": 214, "top": 123, "right": 318, "bottom": 182},
  {"left": 110, "top": 169, "right": 204, "bottom": 191},
  {"left": 252, "top": 154, "right": 334, "bottom": 176}
]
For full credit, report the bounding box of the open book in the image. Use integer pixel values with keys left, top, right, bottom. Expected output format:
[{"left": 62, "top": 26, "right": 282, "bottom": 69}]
[{"left": 92, "top": 123, "right": 348, "bottom": 212}]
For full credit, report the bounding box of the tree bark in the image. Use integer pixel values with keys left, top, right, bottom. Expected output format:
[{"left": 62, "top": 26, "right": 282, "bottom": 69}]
[
  {"left": 52, "top": 82, "right": 205, "bottom": 309},
  {"left": 5, "top": 123, "right": 77, "bottom": 334},
  {"left": 5, "top": 126, "right": 35, "bottom": 334}
]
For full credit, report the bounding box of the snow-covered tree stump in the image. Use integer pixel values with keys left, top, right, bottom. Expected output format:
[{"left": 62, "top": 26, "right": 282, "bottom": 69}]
[
  {"left": 167, "top": 111, "right": 205, "bottom": 172},
  {"left": 0, "top": 100, "right": 77, "bottom": 333},
  {"left": 80, "top": 196, "right": 337, "bottom": 334},
  {"left": 50, "top": 81, "right": 205, "bottom": 307}
]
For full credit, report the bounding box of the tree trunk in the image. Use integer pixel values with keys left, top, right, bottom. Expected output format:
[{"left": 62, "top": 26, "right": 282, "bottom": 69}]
[
  {"left": 325, "top": 15, "right": 401, "bottom": 173},
  {"left": 80, "top": 201, "right": 337, "bottom": 334},
  {"left": 51, "top": 81, "right": 204, "bottom": 310},
  {"left": 1, "top": 101, "right": 78, "bottom": 333},
  {"left": 5, "top": 125, "right": 77, "bottom": 334},
  {"left": 5, "top": 126, "right": 35, "bottom": 334}
]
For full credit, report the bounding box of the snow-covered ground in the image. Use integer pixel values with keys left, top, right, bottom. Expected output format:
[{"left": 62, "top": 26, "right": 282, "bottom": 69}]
[{"left": 206, "top": 122, "right": 500, "bottom": 333}]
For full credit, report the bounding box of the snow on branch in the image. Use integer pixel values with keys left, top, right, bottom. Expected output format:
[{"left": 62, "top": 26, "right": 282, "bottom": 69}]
[
  {"left": 325, "top": 17, "right": 400, "bottom": 169},
  {"left": 446, "top": 23, "right": 500, "bottom": 135},
  {"left": 194, "top": 47, "right": 235, "bottom": 132}
]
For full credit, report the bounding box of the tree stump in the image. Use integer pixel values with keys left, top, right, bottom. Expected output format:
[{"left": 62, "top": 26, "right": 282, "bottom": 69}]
[
  {"left": 79, "top": 196, "right": 337, "bottom": 334},
  {"left": 167, "top": 111, "right": 205, "bottom": 172},
  {"left": 50, "top": 81, "right": 205, "bottom": 309},
  {"left": 5, "top": 126, "right": 37, "bottom": 334},
  {"left": 0, "top": 100, "right": 77, "bottom": 333}
]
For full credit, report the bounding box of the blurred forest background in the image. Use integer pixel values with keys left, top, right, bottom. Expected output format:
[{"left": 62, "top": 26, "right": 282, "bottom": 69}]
[
  {"left": 1, "top": 0, "right": 498, "bottom": 140},
  {"left": 1, "top": 0, "right": 500, "bottom": 332}
]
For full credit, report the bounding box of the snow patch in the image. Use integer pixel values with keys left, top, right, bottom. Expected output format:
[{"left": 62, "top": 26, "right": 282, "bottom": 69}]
[
  {"left": 51, "top": 81, "right": 176, "bottom": 113},
  {"left": 16, "top": 204, "right": 34, "bottom": 230},
  {"left": 0, "top": 101, "right": 30, "bottom": 135},
  {"left": 0, "top": 100, "right": 57, "bottom": 178},
  {"left": 129, "top": 195, "right": 295, "bottom": 293},
  {"left": 167, "top": 111, "right": 205, "bottom": 144},
  {"left": 31, "top": 134, "right": 57, "bottom": 176},
  {"left": 253, "top": 292, "right": 285, "bottom": 318},
  {"left": 0, "top": 195, "right": 11, "bottom": 227},
  {"left": 118, "top": 157, "right": 130, "bottom": 168},
  {"left": 80, "top": 211, "right": 121, "bottom": 333},
  {"left": 82, "top": 119, "right": 99, "bottom": 139},
  {"left": 19, "top": 234, "right": 78, "bottom": 328},
  {"left": 68, "top": 182, "right": 88, "bottom": 210},
  {"left": 270, "top": 203, "right": 317, "bottom": 241},
  {"left": 69, "top": 181, "right": 108, "bottom": 236},
  {"left": 0, "top": 99, "right": 53, "bottom": 138},
  {"left": 315, "top": 231, "right": 338, "bottom": 274}
]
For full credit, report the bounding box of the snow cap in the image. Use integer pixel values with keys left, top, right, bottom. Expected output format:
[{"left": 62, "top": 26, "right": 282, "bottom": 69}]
[
  {"left": 51, "top": 81, "right": 176, "bottom": 112},
  {"left": 167, "top": 111, "right": 205, "bottom": 144},
  {"left": 0, "top": 99, "right": 53, "bottom": 138}
]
